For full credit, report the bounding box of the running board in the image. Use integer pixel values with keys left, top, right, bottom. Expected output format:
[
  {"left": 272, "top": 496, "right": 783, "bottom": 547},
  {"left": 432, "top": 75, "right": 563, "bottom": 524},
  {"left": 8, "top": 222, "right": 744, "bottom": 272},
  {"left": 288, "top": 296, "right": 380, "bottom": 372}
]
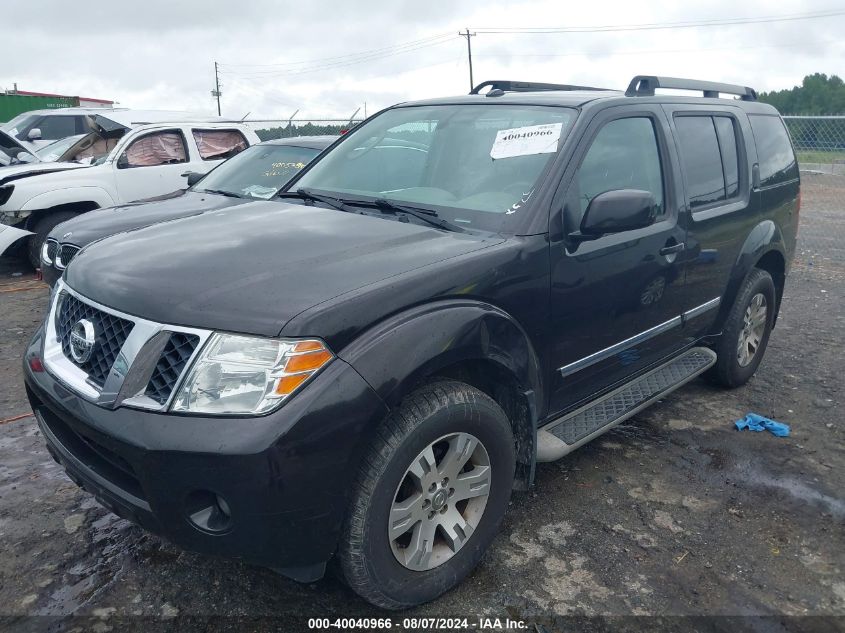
[{"left": 536, "top": 347, "right": 717, "bottom": 462}]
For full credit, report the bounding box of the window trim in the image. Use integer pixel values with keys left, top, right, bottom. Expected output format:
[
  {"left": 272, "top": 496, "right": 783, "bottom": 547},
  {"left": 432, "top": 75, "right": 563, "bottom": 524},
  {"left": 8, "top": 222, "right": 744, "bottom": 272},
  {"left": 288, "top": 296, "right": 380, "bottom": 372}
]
[
  {"left": 671, "top": 110, "right": 749, "bottom": 219},
  {"left": 190, "top": 128, "right": 249, "bottom": 161},
  {"left": 116, "top": 128, "right": 189, "bottom": 170}
]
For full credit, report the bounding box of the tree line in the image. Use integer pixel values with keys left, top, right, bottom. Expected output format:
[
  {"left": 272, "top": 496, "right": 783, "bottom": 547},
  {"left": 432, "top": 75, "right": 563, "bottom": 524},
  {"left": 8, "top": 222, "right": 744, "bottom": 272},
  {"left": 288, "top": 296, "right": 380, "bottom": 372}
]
[{"left": 758, "top": 73, "right": 845, "bottom": 115}]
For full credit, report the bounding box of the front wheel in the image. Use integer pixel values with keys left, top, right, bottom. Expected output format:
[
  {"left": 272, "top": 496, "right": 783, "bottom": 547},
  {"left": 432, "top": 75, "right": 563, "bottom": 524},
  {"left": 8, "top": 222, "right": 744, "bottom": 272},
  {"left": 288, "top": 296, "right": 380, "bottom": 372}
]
[
  {"left": 338, "top": 381, "right": 515, "bottom": 609},
  {"left": 707, "top": 268, "right": 776, "bottom": 388}
]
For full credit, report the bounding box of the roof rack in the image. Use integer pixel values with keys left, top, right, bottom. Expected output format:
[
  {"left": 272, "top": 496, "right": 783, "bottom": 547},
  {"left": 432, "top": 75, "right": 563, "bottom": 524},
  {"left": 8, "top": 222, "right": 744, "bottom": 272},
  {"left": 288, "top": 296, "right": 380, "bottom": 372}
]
[
  {"left": 469, "top": 80, "right": 612, "bottom": 95},
  {"left": 625, "top": 75, "right": 757, "bottom": 101}
]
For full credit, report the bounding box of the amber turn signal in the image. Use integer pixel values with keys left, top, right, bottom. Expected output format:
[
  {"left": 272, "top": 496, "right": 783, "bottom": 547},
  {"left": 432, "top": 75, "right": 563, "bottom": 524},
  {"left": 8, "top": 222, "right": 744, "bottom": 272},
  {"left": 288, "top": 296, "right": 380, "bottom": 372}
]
[{"left": 285, "top": 349, "right": 333, "bottom": 373}]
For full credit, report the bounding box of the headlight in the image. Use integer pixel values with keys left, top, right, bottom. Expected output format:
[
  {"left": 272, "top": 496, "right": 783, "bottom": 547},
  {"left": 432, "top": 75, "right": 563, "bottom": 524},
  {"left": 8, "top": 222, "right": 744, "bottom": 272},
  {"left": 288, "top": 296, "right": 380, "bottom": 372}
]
[
  {"left": 41, "top": 240, "right": 53, "bottom": 265},
  {"left": 171, "top": 334, "right": 333, "bottom": 415}
]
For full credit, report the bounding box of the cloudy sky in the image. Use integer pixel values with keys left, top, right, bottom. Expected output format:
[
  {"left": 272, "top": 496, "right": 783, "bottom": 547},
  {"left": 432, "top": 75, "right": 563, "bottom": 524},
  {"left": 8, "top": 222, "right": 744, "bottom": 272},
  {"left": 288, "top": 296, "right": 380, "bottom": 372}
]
[{"left": 3, "top": 1, "right": 843, "bottom": 122}]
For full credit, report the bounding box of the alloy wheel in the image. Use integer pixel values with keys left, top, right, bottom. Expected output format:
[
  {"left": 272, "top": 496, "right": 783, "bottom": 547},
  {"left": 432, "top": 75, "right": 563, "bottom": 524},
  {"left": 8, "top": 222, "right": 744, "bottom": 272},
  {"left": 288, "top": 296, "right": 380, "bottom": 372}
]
[
  {"left": 737, "top": 292, "right": 768, "bottom": 367},
  {"left": 388, "top": 432, "right": 491, "bottom": 571}
]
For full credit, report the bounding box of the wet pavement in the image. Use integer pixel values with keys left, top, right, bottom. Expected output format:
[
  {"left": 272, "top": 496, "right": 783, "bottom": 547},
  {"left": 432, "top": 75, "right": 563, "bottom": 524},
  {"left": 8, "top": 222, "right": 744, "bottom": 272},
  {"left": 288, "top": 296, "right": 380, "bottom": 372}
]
[{"left": 0, "top": 175, "right": 843, "bottom": 631}]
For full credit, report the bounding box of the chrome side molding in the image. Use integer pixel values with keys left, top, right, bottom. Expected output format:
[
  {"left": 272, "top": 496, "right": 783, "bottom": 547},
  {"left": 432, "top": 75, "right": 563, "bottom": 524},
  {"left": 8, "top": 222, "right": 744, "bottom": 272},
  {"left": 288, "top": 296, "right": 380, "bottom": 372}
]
[{"left": 557, "top": 297, "right": 721, "bottom": 378}]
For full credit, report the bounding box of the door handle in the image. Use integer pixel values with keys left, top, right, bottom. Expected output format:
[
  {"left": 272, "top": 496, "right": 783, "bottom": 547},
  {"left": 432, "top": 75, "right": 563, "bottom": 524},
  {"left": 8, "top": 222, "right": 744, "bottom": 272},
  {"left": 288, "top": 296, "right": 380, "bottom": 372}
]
[{"left": 659, "top": 242, "right": 685, "bottom": 256}]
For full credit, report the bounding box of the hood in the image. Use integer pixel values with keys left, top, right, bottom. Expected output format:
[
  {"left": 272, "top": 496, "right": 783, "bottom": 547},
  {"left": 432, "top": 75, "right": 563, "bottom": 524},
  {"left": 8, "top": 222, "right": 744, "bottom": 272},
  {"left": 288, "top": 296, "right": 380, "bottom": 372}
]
[
  {"left": 49, "top": 190, "right": 248, "bottom": 247},
  {"left": 0, "top": 161, "right": 87, "bottom": 185},
  {"left": 65, "top": 201, "right": 499, "bottom": 336}
]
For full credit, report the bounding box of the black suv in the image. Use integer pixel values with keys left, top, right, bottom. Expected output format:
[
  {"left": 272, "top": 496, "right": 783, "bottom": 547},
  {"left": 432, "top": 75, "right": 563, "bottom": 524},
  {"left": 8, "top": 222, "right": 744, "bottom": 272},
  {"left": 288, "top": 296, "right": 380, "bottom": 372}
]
[{"left": 23, "top": 76, "right": 799, "bottom": 609}]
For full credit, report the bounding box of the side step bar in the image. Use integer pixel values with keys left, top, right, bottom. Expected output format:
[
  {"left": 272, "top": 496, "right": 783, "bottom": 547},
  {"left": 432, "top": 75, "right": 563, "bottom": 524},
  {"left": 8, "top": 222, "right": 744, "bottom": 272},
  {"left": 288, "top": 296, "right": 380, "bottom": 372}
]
[{"left": 536, "top": 347, "right": 717, "bottom": 462}]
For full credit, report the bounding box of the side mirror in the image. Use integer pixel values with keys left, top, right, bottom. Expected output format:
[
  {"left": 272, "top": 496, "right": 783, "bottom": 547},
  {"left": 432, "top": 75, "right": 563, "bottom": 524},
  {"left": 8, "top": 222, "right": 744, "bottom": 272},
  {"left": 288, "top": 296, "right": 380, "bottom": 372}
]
[
  {"left": 28, "top": 128, "right": 42, "bottom": 141},
  {"left": 116, "top": 154, "right": 129, "bottom": 169},
  {"left": 576, "top": 189, "right": 657, "bottom": 239},
  {"left": 183, "top": 171, "right": 204, "bottom": 187}
]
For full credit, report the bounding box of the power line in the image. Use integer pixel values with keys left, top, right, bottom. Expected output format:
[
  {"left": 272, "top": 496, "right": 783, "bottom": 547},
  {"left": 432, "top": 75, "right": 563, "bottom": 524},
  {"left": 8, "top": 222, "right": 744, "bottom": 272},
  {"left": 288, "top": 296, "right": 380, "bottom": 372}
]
[
  {"left": 218, "top": 33, "right": 456, "bottom": 73},
  {"left": 472, "top": 38, "right": 844, "bottom": 59},
  {"left": 472, "top": 8, "right": 845, "bottom": 34}
]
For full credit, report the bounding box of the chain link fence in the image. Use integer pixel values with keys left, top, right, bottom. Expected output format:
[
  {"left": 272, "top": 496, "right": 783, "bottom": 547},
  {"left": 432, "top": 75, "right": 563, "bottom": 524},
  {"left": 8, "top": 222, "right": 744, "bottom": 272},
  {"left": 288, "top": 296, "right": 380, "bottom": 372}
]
[
  {"left": 783, "top": 116, "right": 845, "bottom": 175},
  {"left": 239, "top": 119, "right": 364, "bottom": 141}
]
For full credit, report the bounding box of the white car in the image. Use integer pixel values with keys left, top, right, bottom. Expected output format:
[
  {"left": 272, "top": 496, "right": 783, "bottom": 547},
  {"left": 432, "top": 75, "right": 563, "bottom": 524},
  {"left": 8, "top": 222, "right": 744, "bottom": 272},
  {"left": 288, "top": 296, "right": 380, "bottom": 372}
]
[
  {"left": 0, "top": 118, "right": 259, "bottom": 265},
  {"left": 2, "top": 107, "right": 232, "bottom": 150}
]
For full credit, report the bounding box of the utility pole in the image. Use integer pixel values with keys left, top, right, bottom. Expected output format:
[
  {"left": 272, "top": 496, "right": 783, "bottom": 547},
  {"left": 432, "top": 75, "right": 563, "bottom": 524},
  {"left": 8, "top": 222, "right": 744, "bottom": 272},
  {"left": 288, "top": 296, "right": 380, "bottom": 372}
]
[
  {"left": 459, "top": 28, "right": 476, "bottom": 91},
  {"left": 212, "top": 61, "right": 222, "bottom": 116}
]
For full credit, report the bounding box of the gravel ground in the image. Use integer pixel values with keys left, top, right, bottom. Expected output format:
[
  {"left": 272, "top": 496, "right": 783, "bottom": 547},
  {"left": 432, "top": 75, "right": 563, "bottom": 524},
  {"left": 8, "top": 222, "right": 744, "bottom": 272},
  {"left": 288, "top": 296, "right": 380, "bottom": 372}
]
[{"left": 0, "top": 175, "right": 843, "bottom": 632}]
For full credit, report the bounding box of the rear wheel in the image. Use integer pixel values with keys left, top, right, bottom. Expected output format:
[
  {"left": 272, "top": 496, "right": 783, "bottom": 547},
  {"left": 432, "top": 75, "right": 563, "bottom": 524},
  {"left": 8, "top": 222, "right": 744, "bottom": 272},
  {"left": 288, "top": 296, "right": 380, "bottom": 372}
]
[
  {"left": 708, "top": 268, "right": 776, "bottom": 387},
  {"left": 338, "top": 380, "right": 515, "bottom": 609},
  {"left": 27, "top": 211, "right": 78, "bottom": 269}
]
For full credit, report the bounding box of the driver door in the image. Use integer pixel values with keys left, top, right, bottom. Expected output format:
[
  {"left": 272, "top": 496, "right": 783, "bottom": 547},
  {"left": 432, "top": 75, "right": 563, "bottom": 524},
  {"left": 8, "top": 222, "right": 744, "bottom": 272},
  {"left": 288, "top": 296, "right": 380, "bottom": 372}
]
[{"left": 547, "top": 107, "right": 691, "bottom": 416}]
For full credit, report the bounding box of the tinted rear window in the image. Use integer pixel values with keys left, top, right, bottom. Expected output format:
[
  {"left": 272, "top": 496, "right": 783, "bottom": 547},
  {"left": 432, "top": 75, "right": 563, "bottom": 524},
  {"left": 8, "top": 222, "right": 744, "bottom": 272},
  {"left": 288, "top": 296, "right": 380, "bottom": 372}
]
[
  {"left": 675, "top": 116, "right": 726, "bottom": 208},
  {"left": 714, "top": 117, "right": 740, "bottom": 198},
  {"left": 749, "top": 115, "right": 798, "bottom": 187}
]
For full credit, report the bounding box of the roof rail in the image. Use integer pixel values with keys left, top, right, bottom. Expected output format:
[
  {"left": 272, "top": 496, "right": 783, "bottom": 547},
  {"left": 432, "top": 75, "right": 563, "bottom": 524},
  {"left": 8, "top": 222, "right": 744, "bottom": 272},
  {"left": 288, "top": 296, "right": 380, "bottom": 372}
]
[
  {"left": 625, "top": 75, "right": 757, "bottom": 101},
  {"left": 469, "top": 80, "right": 612, "bottom": 95}
]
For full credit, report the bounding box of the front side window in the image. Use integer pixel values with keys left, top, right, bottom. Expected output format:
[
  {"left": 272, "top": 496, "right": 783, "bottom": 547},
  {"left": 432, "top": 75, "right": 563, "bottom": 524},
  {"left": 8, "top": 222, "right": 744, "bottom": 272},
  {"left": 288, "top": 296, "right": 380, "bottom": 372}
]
[
  {"left": 35, "top": 116, "right": 78, "bottom": 141},
  {"left": 567, "top": 117, "right": 664, "bottom": 227},
  {"left": 192, "top": 129, "right": 248, "bottom": 160},
  {"left": 294, "top": 104, "right": 576, "bottom": 232},
  {"left": 121, "top": 131, "right": 187, "bottom": 168},
  {"left": 749, "top": 115, "right": 798, "bottom": 187},
  {"left": 195, "top": 143, "right": 321, "bottom": 198}
]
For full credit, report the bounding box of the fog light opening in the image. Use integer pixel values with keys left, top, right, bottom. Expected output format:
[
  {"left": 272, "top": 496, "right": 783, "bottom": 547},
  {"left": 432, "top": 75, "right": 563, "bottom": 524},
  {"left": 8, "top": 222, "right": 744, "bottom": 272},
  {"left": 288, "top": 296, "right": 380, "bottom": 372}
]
[{"left": 185, "top": 490, "right": 233, "bottom": 534}]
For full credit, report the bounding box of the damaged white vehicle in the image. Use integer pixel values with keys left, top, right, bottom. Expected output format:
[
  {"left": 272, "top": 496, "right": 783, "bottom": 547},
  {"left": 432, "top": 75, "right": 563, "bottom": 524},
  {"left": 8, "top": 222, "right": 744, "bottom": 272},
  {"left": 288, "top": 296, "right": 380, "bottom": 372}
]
[{"left": 0, "top": 115, "right": 259, "bottom": 265}]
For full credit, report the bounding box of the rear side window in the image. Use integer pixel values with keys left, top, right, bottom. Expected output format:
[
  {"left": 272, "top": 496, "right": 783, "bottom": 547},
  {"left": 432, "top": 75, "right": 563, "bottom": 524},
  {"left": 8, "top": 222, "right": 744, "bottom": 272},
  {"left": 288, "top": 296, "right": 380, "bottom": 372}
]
[
  {"left": 675, "top": 116, "right": 726, "bottom": 209},
  {"left": 714, "top": 117, "right": 740, "bottom": 198},
  {"left": 748, "top": 115, "right": 798, "bottom": 187},
  {"left": 192, "top": 129, "right": 248, "bottom": 160}
]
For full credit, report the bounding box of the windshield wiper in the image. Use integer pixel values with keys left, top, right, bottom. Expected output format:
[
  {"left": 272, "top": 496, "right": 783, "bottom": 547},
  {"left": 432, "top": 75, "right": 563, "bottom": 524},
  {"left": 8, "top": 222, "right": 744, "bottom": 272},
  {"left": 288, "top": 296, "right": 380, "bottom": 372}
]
[
  {"left": 371, "top": 198, "right": 467, "bottom": 233},
  {"left": 200, "top": 188, "right": 242, "bottom": 199},
  {"left": 278, "top": 188, "right": 358, "bottom": 214}
]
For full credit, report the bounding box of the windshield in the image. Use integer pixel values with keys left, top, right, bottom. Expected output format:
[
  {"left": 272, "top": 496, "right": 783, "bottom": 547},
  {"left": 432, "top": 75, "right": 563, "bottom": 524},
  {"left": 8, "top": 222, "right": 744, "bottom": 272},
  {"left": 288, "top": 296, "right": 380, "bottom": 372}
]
[
  {"left": 195, "top": 143, "right": 322, "bottom": 198},
  {"left": 35, "top": 134, "right": 86, "bottom": 162},
  {"left": 294, "top": 104, "right": 576, "bottom": 231}
]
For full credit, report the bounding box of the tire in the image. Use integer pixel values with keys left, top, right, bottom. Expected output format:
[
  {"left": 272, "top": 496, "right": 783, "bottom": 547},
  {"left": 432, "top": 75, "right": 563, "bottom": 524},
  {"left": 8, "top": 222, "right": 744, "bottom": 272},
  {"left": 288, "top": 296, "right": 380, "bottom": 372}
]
[
  {"left": 707, "top": 268, "right": 776, "bottom": 388},
  {"left": 27, "top": 211, "right": 79, "bottom": 269},
  {"left": 338, "top": 380, "right": 515, "bottom": 609}
]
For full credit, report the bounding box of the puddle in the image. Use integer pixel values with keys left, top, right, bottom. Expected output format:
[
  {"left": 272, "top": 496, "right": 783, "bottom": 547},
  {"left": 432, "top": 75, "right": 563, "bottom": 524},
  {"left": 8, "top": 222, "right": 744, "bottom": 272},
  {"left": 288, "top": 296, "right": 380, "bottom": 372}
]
[{"left": 742, "top": 471, "right": 845, "bottom": 519}]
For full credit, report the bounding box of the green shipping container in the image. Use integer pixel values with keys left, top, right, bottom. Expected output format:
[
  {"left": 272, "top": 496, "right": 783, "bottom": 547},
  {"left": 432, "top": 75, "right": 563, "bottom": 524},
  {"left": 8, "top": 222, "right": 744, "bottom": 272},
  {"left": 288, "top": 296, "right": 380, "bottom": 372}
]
[{"left": 0, "top": 94, "right": 79, "bottom": 123}]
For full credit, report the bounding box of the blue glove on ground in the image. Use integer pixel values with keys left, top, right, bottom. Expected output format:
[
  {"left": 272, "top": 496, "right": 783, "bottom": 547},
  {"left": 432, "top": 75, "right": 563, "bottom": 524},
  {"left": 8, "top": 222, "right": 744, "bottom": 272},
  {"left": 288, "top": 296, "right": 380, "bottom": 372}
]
[{"left": 735, "top": 413, "right": 790, "bottom": 437}]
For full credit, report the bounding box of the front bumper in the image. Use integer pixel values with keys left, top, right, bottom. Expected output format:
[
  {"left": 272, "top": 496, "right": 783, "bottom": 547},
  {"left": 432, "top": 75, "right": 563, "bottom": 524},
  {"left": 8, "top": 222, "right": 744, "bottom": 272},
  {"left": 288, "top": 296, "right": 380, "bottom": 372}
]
[
  {"left": 42, "top": 262, "right": 60, "bottom": 287},
  {"left": 24, "top": 326, "right": 388, "bottom": 579}
]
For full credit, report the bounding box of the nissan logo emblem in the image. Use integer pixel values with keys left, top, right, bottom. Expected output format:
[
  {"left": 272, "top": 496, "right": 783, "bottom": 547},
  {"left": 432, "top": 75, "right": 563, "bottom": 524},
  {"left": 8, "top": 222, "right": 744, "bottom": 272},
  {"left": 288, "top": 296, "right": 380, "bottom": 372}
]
[{"left": 69, "top": 319, "right": 96, "bottom": 364}]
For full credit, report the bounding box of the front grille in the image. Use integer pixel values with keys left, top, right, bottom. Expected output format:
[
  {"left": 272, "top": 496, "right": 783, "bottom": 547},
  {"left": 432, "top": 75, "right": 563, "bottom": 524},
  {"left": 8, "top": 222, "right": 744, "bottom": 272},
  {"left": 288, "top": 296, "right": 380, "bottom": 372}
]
[
  {"left": 144, "top": 332, "right": 200, "bottom": 404},
  {"left": 57, "top": 294, "right": 135, "bottom": 387},
  {"left": 56, "top": 244, "right": 80, "bottom": 269},
  {"left": 45, "top": 239, "right": 58, "bottom": 264}
]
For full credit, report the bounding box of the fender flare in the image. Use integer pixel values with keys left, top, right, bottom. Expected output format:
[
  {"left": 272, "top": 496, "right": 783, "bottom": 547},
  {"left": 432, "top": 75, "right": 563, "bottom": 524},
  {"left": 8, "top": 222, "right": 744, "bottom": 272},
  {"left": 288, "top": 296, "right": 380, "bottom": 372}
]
[
  {"left": 21, "top": 186, "right": 115, "bottom": 218},
  {"left": 714, "top": 219, "right": 786, "bottom": 330},
  {"left": 339, "top": 299, "right": 543, "bottom": 418}
]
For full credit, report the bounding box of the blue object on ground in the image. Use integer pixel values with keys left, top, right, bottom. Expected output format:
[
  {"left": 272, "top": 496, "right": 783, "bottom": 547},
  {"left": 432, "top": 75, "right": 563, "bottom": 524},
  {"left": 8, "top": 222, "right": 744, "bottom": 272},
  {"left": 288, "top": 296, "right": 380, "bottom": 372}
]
[{"left": 735, "top": 413, "right": 790, "bottom": 437}]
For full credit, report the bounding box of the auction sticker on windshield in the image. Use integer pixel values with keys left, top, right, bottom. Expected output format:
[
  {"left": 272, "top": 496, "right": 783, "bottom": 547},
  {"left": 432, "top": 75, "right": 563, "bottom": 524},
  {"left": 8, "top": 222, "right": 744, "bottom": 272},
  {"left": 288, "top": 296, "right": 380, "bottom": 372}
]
[{"left": 490, "top": 122, "right": 562, "bottom": 160}]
